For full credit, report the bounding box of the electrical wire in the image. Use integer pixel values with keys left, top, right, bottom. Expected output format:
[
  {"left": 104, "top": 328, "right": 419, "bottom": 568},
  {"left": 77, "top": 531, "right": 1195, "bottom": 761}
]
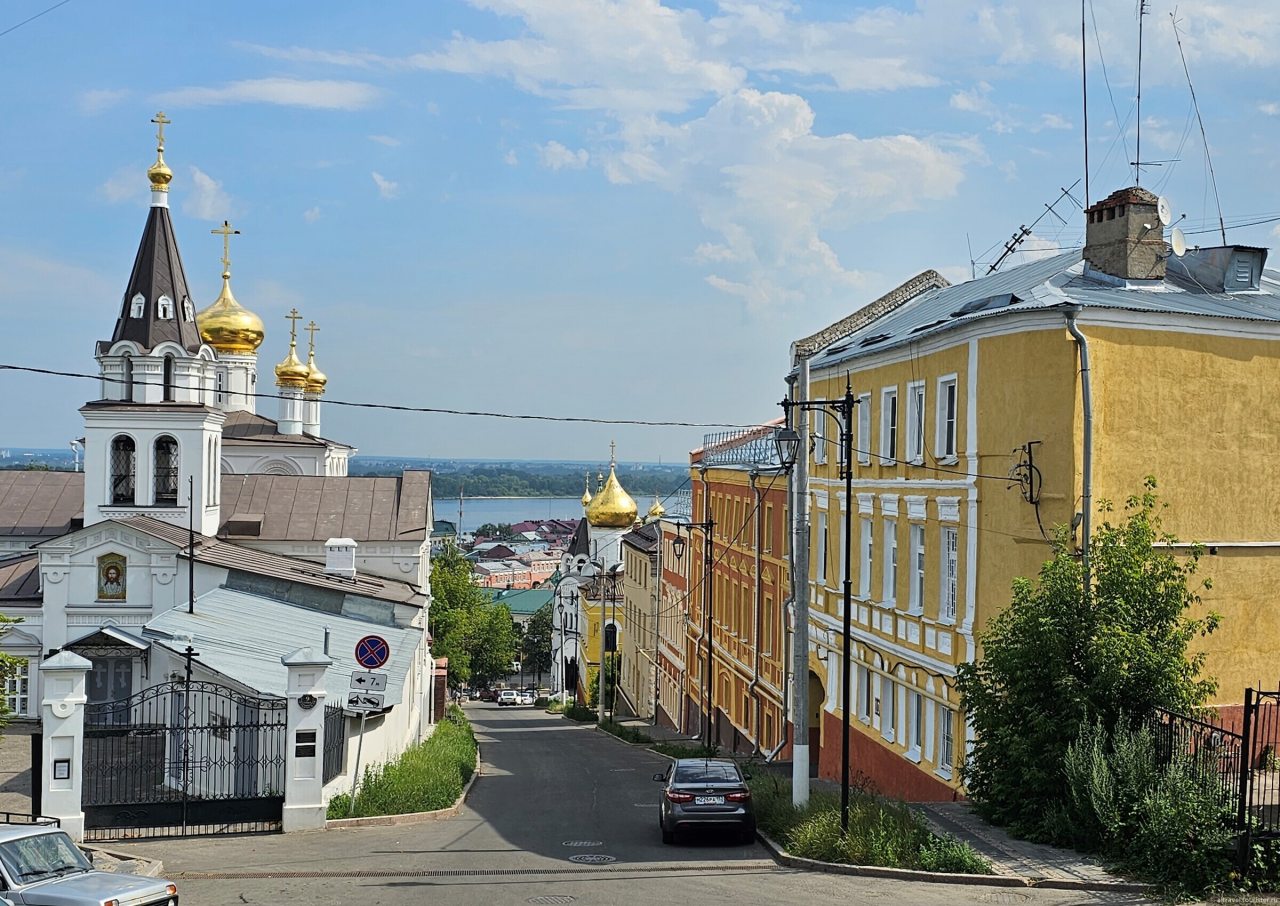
[
  {"left": 0, "top": 363, "right": 762, "bottom": 430},
  {"left": 0, "top": 0, "right": 72, "bottom": 39}
]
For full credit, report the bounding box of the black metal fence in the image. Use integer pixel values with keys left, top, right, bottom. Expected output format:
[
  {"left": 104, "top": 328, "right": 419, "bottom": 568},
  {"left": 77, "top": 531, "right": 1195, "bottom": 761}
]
[
  {"left": 1151, "top": 706, "right": 1244, "bottom": 809},
  {"left": 82, "top": 680, "right": 287, "bottom": 840},
  {"left": 323, "top": 704, "right": 346, "bottom": 784}
]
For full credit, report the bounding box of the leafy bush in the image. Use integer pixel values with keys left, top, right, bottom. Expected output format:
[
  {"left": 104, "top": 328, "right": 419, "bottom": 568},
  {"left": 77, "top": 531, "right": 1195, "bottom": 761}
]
[
  {"left": 748, "top": 773, "right": 991, "bottom": 874},
  {"left": 327, "top": 705, "right": 476, "bottom": 819},
  {"left": 545, "top": 699, "right": 566, "bottom": 713},
  {"left": 650, "top": 740, "right": 719, "bottom": 759},
  {"left": 563, "top": 702, "right": 598, "bottom": 722},
  {"left": 534, "top": 696, "right": 549, "bottom": 708},
  {"left": 600, "top": 719, "right": 650, "bottom": 744}
]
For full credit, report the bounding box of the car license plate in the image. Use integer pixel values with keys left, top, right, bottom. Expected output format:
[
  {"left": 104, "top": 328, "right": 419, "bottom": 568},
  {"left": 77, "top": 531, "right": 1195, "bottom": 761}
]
[{"left": 695, "top": 795, "right": 725, "bottom": 805}]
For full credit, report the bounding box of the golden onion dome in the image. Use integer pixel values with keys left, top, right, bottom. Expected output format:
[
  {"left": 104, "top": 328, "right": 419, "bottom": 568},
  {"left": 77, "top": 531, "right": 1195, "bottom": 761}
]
[
  {"left": 274, "top": 340, "right": 310, "bottom": 389},
  {"left": 580, "top": 472, "right": 592, "bottom": 508},
  {"left": 647, "top": 497, "right": 665, "bottom": 519},
  {"left": 148, "top": 157, "right": 173, "bottom": 192},
  {"left": 586, "top": 464, "right": 637, "bottom": 528},
  {"left": 197, "top": 274, "right": 265, "bottom": 354},
  {"left": 305, "top": 351, "right": 328, "bottom": 394}
]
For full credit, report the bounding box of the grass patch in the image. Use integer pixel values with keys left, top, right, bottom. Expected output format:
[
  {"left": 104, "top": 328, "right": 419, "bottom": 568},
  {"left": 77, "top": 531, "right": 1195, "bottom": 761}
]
[
  {"left": 563, "top": 702, "right": 598, "bottom": 722},
  {"left": 649, "top": 740, "right": 720, "bottom": 759},
  {"left": 599, "top": 719, "right": 651, "bottom": 744},
  {"left": 327, "top": 704, "right": 476, "bottom": 819},
  {"left": 749, "top": 773, "right": 992, "bottom": 875}
]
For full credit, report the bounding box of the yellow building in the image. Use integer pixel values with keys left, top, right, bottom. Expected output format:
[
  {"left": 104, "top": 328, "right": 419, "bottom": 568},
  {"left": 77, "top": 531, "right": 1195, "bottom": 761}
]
[{"left": 793, "top": 185, "right": 1280, "bottom": 799}]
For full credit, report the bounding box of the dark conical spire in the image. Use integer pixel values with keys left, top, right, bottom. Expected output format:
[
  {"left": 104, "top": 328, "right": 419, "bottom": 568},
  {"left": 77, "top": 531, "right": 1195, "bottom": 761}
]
[{"left": 568, "top": 517, "right": 591, "bottom": 557}]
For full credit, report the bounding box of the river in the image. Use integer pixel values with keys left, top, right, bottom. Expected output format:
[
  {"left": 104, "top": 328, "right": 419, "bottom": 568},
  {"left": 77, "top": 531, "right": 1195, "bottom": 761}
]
[{"left": 434, "top": 497, "right": 583, "bottom": 534}]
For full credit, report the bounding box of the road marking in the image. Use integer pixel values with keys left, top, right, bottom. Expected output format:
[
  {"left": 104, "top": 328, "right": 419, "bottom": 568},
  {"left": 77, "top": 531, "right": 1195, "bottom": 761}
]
[
  {"left": 527, "top": 897, "right": 577, "bottom": 905},
  {"left": 609, "top": 768, "right": 635, "bottom": 772},
  {"left": 633, "top": 803, "right": 659, "bottom": 808}
]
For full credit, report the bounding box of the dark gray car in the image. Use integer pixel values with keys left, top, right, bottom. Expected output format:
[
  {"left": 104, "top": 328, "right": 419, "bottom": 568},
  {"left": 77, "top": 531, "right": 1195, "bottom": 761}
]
[{"left": 654, "top": 758, "right": 755, "bottom": 844}]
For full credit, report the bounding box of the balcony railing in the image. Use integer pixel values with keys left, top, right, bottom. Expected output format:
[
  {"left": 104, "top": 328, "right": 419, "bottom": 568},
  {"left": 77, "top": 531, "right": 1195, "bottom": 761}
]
[{"left": 700, "top": 426, "right": 780, "bottom": 467}]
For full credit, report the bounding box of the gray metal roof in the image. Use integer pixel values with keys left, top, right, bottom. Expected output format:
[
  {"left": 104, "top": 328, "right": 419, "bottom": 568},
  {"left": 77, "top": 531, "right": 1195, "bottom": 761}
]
[
  {"left": 0, "top": 471, "right": 84, "bottom": 537},
  {"left": 145, "top": 586, "right": 420, "bottom": 704},
  {"left": 807, "top": 250, "right": 1280, "bottom": 371},
  {"left": 0, "top": 553, "right": 40, "bottom": 604}
]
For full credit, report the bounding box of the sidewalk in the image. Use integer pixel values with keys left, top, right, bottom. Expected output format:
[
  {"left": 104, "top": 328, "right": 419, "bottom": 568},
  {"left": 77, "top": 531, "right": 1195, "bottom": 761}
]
[{"left": 606, "top": 714, "right": 701, "bottom": 745}]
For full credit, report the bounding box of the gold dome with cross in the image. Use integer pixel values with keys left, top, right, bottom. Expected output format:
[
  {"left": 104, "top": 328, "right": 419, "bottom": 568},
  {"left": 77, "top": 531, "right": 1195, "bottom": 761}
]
[{"left": 585, "top": 443, "right": 638, "bottom": 528}]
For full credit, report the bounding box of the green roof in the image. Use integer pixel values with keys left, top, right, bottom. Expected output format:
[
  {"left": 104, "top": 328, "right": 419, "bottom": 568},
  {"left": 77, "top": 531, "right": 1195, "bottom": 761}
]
[{"left": 484, "top": 587, "right": 552, "bottom": 615}]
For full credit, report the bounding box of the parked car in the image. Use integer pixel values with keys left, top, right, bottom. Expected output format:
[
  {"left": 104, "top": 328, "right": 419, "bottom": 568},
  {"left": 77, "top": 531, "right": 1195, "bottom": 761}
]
[
  {"left": 479, "top": 689, "right": 497, "bottom": 702},
  {"left": 498, "top": 690, "right": 520, "bottom": 706},
  {"left": 519, "top": 690, "right": 535, "bottom": 705},
  {"left": 654, "top": 758, "right": 755, "bottom": 845},
  {"left": 0, "top": 822, "right": 179, "bottom": 905}
]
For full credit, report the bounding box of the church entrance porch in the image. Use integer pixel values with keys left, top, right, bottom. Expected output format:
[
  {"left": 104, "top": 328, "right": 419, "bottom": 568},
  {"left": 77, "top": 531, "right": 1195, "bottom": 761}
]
[{"left": 82, "top": 680, "right": 286, "bottom": 841}]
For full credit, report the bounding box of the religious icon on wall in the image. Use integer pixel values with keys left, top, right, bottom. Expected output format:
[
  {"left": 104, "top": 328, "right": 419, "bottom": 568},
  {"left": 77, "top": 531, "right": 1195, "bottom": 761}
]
[{"left": 97, "top": 553, "right": 126, "bottom": 601}]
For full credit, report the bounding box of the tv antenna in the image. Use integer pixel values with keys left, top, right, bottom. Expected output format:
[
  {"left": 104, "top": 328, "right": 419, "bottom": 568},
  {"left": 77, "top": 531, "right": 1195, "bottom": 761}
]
[
  {"left": 1133, "top": 0, "right": 1151, "bottom": 185},
  {"left": 986, "top": 180, "right": 1082, "bottom": 275},
  {"left": 1170, "top": 8, "right": 1227, "bottom": 245}
]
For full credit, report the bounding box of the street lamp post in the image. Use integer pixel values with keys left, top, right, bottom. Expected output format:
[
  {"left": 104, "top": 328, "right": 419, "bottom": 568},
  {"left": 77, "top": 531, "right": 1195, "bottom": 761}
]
[
  {"left": 775, "top": 380, "right": 858, "bottom": 835},
  {"left": 672, "top": 516, "right": 716, "bottom": 749}
]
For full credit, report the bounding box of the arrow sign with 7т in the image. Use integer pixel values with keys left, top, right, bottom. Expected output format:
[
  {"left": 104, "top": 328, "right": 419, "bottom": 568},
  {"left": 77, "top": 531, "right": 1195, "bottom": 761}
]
[
  {"left": 355, "top": 635, "right": 390, "bottom": 669},
  {"left": 350, "top": 671, "right": 388, "bottom": 691}
]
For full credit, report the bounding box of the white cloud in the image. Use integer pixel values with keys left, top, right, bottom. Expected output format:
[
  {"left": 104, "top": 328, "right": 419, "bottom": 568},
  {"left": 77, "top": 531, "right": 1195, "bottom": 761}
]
[
  {"left": 1039, "top": 113, "right": 1072, "bottom": 130},
  {"left": 303, "top": 206, "right": 322, "bottom": 223},
  {"left": 79, "top": 89, "right": 128, "bottom": 114},
  {"left": 98, "top": 166, "right": 140, "bottom": 204},
  {"left": 182, "top": 166, "right": 233, "bottom": 221},
  {"left": 371, "top": 171, "right": 399, "bottom": 199},
  {"left": 503, "top": 149, "right": 519, "bottom": 166},
  {"left": 368, "top": 134, "right": 401, "bottom": 146},
  {"left": 155, "top": 78, "right": 380, "bottom": 110},
  {"left": 1260, "top": 102, "right": 1280, "bottom": 116},
  {"left": 539, "top": 141, "right": 589, "bottom": 170},
  {"left": 1010, "top": 233, "right": 1063, "bottom": 264}
]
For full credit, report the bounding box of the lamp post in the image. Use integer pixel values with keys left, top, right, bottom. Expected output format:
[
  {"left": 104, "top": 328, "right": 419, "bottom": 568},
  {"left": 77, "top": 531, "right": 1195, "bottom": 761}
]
[
  {"left": 558, "top": 590, "right": 581, "bottom": 706},
  {"left": 775, "top": 380, "right": 858, "bottom": 835},
  {"left": 672, "top": 516, "right": 716, "bottom": 749}
]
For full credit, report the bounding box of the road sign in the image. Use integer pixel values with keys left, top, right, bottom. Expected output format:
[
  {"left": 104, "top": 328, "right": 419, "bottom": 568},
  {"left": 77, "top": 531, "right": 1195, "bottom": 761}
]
[
  {"left": 350, "top": 671, "right": 388, "bottom": 692},
  {"left": 346, "top": 691, "right": 385, "bottom": 711},
  {"left": 355, "top": 635, "right": 390, "bottom": 669}
]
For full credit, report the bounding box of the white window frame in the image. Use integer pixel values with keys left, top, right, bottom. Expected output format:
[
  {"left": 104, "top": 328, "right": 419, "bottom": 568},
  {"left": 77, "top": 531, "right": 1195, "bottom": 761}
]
[
  {"left": 129, "top": 293, "right": 145, "bottom": 318},
  {"left": 858, "top": 665, "right": 872, "bottom": 722},
  {"left": 812, "top": 411, "right": 827, "bottom": 465},
  {"left": 881, "top": 676, "right": 896, "bottom": 742},
  {"left": 880, "top": 387, "right": 898, "bottom": 465},
  {"left": 906, "top": 381, "right": 925, "bottom": 464},
  {"left": 859, "top": 517, "right": 873, "bottom": 598},
  {"left": 157, "top": 295, "right": 174, "bottom": 320},
  {"left": 856, "top": 393, "right": 871, "bottom": 465},
  {"left": 941, "top": 527, "right": 959, "bottom": 624},
  {"left": 882, "top": 518, "right": 897, "bottom": 604},
  {"left": 936, "top": 375, "right": 959, "bottom": 463},
  {"left": 4, "top": 659, "right": 29, "bottom": 718},
  {"left": 938, "top": 705, "right": 955, "bottom": 775},
  {"left": 909, "top": 523, "right": 925, "bottom": 615},
  {"left": 816, "top": 510, "right": 828, "bottom": 584},
  {"left": 907, "top": 689, "right": 923, "bottom": 758}
]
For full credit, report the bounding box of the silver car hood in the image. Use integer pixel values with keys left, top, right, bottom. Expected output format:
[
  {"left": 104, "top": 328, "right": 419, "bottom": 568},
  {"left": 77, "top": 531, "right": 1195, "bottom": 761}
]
[{"left": 20, "top": 870, "right": 169, "bottom": 906}]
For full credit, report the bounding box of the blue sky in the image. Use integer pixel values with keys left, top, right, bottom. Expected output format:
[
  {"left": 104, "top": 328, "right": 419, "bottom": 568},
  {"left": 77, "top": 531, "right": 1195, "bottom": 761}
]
[{"left": 4, "top": 0, "right": 1280, "bottom": 462}]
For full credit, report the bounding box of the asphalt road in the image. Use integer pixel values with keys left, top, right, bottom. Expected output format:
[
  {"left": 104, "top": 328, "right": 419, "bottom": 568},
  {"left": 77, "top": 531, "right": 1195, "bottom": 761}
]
[{"left": 121, "top": 704, "right": 1156, "bottom": 905}]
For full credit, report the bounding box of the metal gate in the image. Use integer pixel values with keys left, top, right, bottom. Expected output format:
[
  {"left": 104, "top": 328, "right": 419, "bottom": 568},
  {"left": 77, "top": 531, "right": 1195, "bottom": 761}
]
[{"left": 82, "top": 680, "right": 286, "bottom": 840}]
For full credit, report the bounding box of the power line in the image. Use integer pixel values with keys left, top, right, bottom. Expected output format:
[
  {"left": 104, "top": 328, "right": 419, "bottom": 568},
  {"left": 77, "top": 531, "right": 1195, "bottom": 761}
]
[
  {"left": 0, "top": 0, "right": 72, "bottom": 39},
  {"left": 0, "top": 363, "right": 760, "bottom": 430}
]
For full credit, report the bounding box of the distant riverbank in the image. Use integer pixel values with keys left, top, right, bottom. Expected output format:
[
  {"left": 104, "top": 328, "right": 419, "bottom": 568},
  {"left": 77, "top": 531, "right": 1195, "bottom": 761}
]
[{"left": 436, "top": 497, "right": 583, "bottom": 534}]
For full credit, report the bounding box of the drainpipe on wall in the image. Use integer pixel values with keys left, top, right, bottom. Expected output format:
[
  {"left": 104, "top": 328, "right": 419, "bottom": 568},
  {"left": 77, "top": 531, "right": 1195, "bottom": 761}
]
[
  {"left": 1064, "top": 308, "right": 1093, "bottom": 592},
  {"left": 748, "top": 469, "right": 764, "bottom": 755}
]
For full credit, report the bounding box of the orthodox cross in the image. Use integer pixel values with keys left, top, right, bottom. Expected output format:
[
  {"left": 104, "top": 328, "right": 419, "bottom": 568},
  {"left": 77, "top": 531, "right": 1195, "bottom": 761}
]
[
  {"left": 306, "top": 320, "right": 320, "bottom": 357},
  {"left": 609, "top": 440, "right": 616, "bottom": 467},
  {"left": 211, "top": 220, "right": 240, "bottom": 275},
  {"left": 286, "top": 307, "right": 302, "bottom": 343},
  {"left": 151, "top": 111, "right": 171, "bottom": 151},
  {"left": 181, "top": 644, "right": 200, "bottom": 685}
]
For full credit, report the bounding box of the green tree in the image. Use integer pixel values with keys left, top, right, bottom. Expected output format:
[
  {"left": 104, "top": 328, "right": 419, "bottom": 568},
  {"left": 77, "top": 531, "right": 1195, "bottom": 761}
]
[
  {"left": 955, "top": 479, "right": 1218, "bottom": 840},
  {"left": 429, "top": 543, "right": 518, "bottom": 690},
  {"left": 0, "top": 614, "right": 25, "bottom": 726},
  {"left": 521, "top": 603, "right": 553, "bottom": 686}
]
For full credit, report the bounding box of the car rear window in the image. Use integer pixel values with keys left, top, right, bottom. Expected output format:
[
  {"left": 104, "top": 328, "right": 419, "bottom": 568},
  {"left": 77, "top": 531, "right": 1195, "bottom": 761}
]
[{"left": 674, "top": 763, "right": 741, "bottom": 783}]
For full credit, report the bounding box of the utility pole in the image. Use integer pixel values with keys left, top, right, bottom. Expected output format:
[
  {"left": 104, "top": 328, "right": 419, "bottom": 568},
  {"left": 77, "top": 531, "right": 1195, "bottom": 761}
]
[{"left": 789, "top": 364, "right": 811, "bottom": 807}]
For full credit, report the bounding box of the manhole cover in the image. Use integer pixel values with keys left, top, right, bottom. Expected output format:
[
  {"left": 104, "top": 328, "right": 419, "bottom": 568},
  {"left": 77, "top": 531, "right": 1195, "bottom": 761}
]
[
  {"left": 527, "top": 897, "right": 577, "bottom": 905},
  {"left": 561, "top": 840, "right": 603, "bottom": 847},
  {"left": 568, "top": 854, "right": 617, "bottom": 864},
  {"left": 978, "top": 894, "right": 1028, "bottom": 905}
]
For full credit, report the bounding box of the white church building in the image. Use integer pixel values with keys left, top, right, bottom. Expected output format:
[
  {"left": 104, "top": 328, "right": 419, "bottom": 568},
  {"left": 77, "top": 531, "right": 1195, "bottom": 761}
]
[{"left": 0, "top": 116, "right": 437, "bottom": 803}]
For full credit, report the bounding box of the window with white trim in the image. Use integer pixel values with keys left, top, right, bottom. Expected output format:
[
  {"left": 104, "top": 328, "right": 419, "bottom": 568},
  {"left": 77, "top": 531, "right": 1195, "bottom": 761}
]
[
  {"left": 880, "top": 388, "right": 898, "bottom": 464},
  {"left": 157, "top": 295, "right": 174, "bottom": 319},
  {"left": 215, "top": 369, "right": 225, "bottom": 404},
  {"left": 856, "top": 393, "right": 871, "bottom": 464},
  {"left": 812, "top": 411, "right": 827, "bottom": 465},
  {"left": 816, "top": 510, "right": 828, "bottom": 584},
  {"left": 859, "top": 517, "right": 873, "bottom": 598},
  {"left": 882, "top": 518, "right": 897, "bottom": 604},
  {"left": 881, "top": 676, "right": 896, "bottom": 741},
  {"left": 909, "top": 523, "right": 925, "bottom": 614},
  {"left": 941, "top": 527, "right": 959, "bottom": 623},
  {"left": 5, "top": 659, "right": 29, "bottom": 717},
  {"left": 938, "top": 705, "right": 955, "bottom": 772},
  {"left": 909, "top": 690, "right": 924, "bottom": 754},
  {"left": 906, "top": 381, "right": 925, "bottom": 463},
  {"left": 130, "top": 294, "right": 145, "bottom": 318},
  {"left": 936, "top": 377, "right": 958, "bottom": 461},
  {"left": 858, "top": 665, "right": 872, "bottom": 721}
]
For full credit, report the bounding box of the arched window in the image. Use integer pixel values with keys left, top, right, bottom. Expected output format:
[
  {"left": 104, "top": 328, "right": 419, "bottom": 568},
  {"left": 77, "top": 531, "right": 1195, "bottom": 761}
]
[
  {"left": 162, "top": 356, "right": 175, "bottom": 402},
  {"left": 130, "top": 294, "right": 145, "bottom": 318},
  {"left": 109, "top": 436, "right": 136, "bottom": 505},
  {"left": 154, "top": 435, "right": 179, "bottom": 505},
  {"left": 157, "top": 295, "right": 174, "bottom": 319},
  {"left": 604, "top": 623, "right": 618, "bottom": 653},
  {"left": 122, "top": 356, "right": 134, "bottom": 401}
]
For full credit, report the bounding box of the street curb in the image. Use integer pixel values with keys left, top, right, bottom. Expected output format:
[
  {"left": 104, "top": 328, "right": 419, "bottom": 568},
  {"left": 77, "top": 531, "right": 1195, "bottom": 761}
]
[
  {"left": 755, "top": 831, "right": 1150, "bottom": 893},
  {"left": 325, "top": 745, "right": 481, "bottom": 829},
  {"left": 591, "top": 723, "right": 712, "bottom": 759}
]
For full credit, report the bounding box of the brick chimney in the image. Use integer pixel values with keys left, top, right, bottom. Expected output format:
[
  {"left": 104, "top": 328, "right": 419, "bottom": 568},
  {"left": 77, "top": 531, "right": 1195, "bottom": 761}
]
[{"left": 1083, "top": 186, "right": 1166, "bottom": 282}]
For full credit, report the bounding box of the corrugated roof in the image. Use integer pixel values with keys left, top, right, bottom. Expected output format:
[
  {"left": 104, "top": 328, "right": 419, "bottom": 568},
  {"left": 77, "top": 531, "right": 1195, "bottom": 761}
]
[
  {"left": 0, "top": 471, "right": 84, "bottom": 537},
  {"left": 0, "top": 553, "right": 40, "bottom": 603},
  {"left": 622, "top": 521, "right": 660, "bottom": 553},
  {"left": 808, "top": 250, "right": 1280, "bottom": 371},
  {"left": 484, "top": 587, "right": 552, "bottom": 615},
  {"left": 145, "top": 587, "right": 420, "bottom": 704},
  {"left": 220, "top": 410, "right": 351, "bottom": 449},
  {"left": 122, "top": 515, "right": 424, "bottom": 605},
  {"left": 218, "top": 471, "right": 430, "bottom": 542}
]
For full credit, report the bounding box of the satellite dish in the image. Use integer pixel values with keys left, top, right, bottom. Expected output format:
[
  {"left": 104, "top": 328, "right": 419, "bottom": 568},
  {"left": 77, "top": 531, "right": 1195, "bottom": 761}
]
[
  {"left": 1170, "top": 227, "right": 1187, "bottom": 257},
  {"left": 1156, "top": 195, "right": 1173, "bottom": 226}
]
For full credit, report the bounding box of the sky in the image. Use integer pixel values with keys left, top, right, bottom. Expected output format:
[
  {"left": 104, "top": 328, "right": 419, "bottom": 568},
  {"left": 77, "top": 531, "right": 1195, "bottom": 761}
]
[{"left": 4, "top": 0, "right": 1280, "bottom": 463}]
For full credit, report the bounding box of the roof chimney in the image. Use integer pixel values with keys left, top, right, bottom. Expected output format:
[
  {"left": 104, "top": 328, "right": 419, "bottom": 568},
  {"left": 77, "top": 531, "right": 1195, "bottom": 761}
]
[
  {"left": 1083, "top": 186, "right": 1166, "bottom": 282},
  {"left": 324, "top": 538, "right": 357, "bottom": 579}
]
